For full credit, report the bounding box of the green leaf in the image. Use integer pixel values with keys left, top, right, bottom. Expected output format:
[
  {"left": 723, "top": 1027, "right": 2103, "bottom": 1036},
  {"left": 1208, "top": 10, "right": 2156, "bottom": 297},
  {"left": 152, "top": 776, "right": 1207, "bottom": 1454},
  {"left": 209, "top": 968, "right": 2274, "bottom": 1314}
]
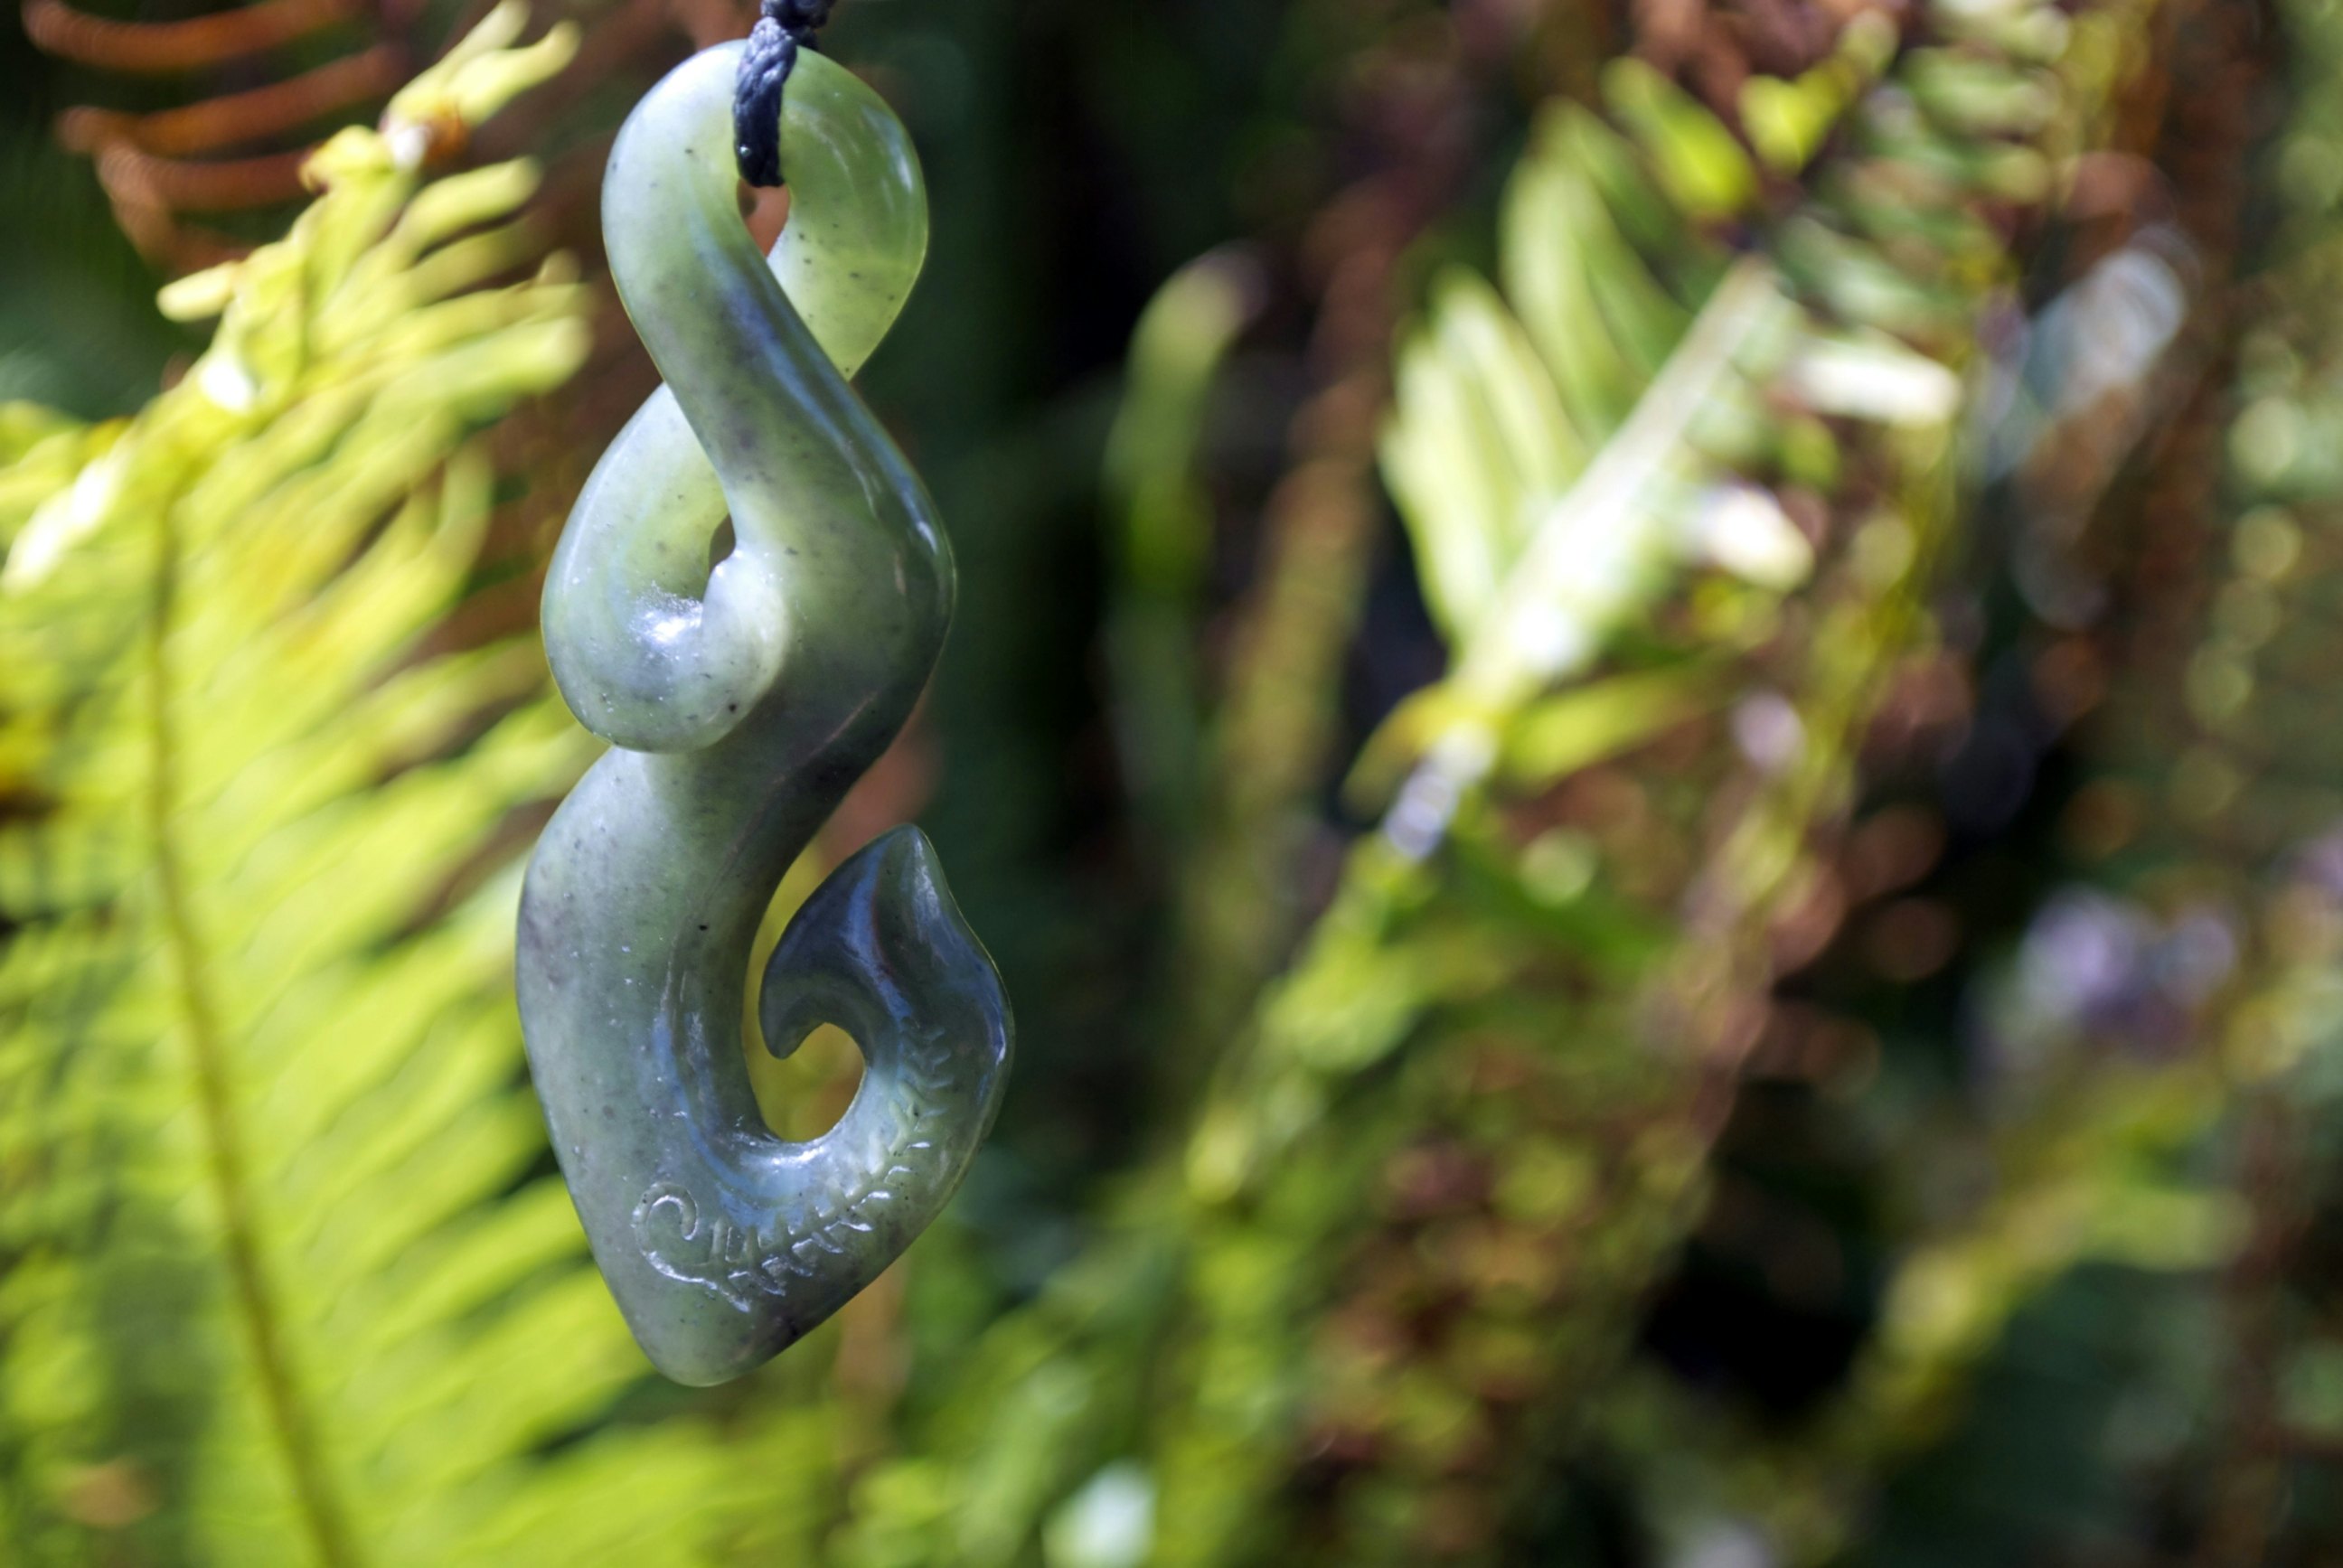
[{"left": 0, "top": 14, "right": 848, "bottom": 1565}]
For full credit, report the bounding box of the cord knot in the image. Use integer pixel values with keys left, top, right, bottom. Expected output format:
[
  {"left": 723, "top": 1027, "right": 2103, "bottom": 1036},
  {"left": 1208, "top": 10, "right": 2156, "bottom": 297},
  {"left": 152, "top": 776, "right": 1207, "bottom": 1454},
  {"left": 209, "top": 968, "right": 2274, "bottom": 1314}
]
[{"left": 733, "top": 0, "right": 833, "bottom": 187}]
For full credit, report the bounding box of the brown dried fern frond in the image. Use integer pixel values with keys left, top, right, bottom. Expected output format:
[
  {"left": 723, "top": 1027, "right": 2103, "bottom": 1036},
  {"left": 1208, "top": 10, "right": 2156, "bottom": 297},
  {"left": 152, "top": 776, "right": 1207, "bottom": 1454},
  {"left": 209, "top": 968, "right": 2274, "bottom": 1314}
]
[
  {"left": 23, "top": 0, "right": 415, "bottom": 269},
  {"left": 24, "top": 0, "right": 723, "bottom": 275}
]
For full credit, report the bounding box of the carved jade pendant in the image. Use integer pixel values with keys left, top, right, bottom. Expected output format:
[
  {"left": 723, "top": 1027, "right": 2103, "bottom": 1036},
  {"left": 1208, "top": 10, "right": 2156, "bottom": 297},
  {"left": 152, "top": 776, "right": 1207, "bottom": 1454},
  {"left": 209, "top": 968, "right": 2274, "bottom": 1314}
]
[{"left": 515, "top": 42, "right": 1012, "bottom": 1386}]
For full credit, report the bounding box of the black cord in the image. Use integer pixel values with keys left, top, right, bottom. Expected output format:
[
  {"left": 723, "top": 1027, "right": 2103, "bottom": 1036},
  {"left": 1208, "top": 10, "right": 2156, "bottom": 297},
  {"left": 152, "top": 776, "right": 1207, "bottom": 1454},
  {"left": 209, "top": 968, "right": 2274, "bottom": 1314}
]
[{"left": 734, "top": 0, "right": 832, "bottom": 187}]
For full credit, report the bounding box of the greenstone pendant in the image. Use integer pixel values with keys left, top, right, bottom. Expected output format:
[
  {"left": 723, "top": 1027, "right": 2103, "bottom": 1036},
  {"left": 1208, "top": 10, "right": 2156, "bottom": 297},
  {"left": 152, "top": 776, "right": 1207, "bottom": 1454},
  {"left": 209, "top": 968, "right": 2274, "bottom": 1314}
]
[{"left": 516, "top": 42, "right": 1012, "bottom": 1387}]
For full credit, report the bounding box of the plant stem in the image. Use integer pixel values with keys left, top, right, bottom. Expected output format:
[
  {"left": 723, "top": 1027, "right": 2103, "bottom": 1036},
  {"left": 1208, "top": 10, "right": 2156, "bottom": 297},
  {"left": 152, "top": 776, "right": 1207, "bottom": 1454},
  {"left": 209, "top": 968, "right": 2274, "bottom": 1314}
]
[{"left": 145, "top": 497, "right": 360, "bottom": 1568}]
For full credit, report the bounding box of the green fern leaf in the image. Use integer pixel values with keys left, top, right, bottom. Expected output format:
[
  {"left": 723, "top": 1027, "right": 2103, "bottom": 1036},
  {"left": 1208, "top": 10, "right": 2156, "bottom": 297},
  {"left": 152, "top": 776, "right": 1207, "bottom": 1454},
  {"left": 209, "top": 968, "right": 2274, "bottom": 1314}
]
[{"left": 0, "top": 12, "right": 847, "bottom": 1564}]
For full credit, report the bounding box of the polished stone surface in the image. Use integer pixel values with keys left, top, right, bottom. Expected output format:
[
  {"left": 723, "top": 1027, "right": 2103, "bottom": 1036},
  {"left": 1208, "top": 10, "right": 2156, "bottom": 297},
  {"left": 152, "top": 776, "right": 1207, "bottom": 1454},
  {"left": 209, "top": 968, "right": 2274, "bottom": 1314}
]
[{"left": 517, "top": 44, "right": 1012, "bottom": 1387}]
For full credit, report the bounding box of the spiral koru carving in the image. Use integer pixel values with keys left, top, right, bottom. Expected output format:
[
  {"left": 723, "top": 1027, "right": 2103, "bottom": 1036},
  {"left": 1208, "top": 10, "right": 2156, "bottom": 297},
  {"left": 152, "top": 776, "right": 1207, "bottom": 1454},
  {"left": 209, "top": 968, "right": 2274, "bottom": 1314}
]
[{"left": 517, "top": 43, "right": 1012, "bottom": 1386}]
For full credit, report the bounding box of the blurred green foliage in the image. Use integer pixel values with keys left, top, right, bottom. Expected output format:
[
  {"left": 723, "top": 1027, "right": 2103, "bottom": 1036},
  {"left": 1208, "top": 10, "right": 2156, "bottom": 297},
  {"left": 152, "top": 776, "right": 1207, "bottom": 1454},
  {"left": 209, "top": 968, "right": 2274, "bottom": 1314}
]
[{"left": 5, "top": 0, "right": 2343, "bottom": 1562}]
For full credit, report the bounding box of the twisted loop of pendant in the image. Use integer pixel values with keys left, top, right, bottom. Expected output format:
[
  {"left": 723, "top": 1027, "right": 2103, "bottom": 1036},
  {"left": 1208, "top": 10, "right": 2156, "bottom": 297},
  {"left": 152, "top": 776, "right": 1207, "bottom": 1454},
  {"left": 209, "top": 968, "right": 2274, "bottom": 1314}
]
[{"left": 517, "top": 43, "right": 1012, "bottom": 1387}]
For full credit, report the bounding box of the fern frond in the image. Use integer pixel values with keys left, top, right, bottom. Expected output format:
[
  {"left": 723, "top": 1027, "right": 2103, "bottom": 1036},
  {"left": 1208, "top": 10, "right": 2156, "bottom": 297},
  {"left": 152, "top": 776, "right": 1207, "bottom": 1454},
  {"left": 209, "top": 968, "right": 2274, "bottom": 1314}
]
[
  {"left": 0, "top": 14, "right": 842, "bottom": 1564},
  {"left": 826, "top": 1, "right": 2163, "bottom": 1562},
  {"left": 1138, "top": 0, "right": 2155, "bottom": 1546},
  {"left": 1365, "top": 25, "right": 1924, "bottom": 839},
  {"left": 25, "top": 0, "right": 412, "bottom": 270}
]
